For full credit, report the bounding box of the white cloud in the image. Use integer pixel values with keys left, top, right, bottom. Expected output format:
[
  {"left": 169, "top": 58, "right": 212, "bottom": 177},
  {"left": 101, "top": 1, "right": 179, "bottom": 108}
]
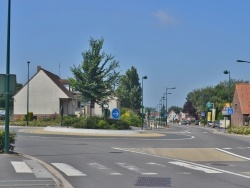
[{"left": 153, "top": 10, "right": 177, "bottom": 26}]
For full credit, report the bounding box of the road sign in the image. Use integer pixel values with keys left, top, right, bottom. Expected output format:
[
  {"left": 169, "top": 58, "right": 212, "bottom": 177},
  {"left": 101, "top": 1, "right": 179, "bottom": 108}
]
[
  {"left": 201, "top": 112, "right": 205, "bottom": 117},
  {"left": 206, "top": 102, "right": 212, "bottom": 108},
  {"left": 227, "top": 108, "right": 234, "bottom": 115},
  {"left": 111, "top": 108, "right": 120, "bottom": 119}
]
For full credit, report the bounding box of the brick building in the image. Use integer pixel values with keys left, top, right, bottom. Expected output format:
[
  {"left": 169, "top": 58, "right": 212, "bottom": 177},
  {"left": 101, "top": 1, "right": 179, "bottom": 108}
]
[{"left": 231, "top": 83, "right": 250, "bottom": 126}]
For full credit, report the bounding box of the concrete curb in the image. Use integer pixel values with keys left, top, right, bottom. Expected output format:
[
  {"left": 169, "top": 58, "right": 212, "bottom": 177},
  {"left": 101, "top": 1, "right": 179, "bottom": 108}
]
[{"left": 20, "top": 153, "right": 73, "bottom": 188}]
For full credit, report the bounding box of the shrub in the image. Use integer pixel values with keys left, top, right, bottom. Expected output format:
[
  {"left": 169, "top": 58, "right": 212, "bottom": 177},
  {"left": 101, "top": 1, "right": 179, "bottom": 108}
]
[
  {"left": 120, "top": 110, "right": 141, "bottom": 127},
  {"left": 0, "top": 130, "right": 16, "bottom": 153},
  {"left": 228, "top": 126, "right": 250, "bottom": 135}
]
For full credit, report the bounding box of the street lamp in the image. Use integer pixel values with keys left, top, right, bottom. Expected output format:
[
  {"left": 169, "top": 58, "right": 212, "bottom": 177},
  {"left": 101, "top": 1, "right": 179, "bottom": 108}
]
[
  {"left": 165, "top": 92, "right": 172, "bottom": 122},
  {"left": 237, "top": 60, "right": 250, "bottom": 63},
  {"left": 165, "top": 87, "right": 176, "bottom": 121},
  {"left": 4, "top": 0, "right": 11, "bottom": 154},
  {"left": 141, "top": 76, "right": 147, "bottom": 129},
  {"left": 27, "top": 61, "right": 30, "bottom": 126},
  {"left": 223, "top": 70, "right": 231, "bottom": 129}
]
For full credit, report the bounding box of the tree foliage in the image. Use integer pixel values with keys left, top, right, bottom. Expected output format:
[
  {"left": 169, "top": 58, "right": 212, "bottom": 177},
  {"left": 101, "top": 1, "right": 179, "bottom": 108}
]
[
  {"left": 182, "top": 100, "right": 198, "bottom": 119},
  {"left": 115, "top": 66, "right": 141, "bottom": 111},
  {"left": 168, "top": 106, "right": 182, "bottom": 114},
  {"left": 186, "top": 79, "right": 249, "bottom": 119},
  {"left": 0, "top": 82, "right": 23, "bottom": 109},
  {"left": 69, "top": 38, "right": 120, "bottom": 108}
]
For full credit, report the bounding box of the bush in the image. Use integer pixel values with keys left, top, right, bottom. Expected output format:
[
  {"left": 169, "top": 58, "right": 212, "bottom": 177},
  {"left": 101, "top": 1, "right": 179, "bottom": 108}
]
[
  {"left": 0, "top": 130, "right": 16, "bottom": 153},
  {"left": 120, "top": 110, "right": 141, "bottom": 127},
  {"left": 228, "top": 126, "right": 250, "bottom": 135}
]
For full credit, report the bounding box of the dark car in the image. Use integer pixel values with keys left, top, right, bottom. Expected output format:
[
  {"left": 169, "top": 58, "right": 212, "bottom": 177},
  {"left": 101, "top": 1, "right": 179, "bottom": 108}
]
[
  {"left": 186, "top": 120, "right": 191, "bottom": 125},
  {"left": 181, "top": 120, "right": 187, "bottom": 125}
]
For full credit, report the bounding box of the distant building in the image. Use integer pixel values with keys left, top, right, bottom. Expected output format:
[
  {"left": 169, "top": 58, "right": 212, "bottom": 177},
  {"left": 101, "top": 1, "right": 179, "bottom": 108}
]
[{"left": 167, "top": 110, "right": 179, "bottom": 122}]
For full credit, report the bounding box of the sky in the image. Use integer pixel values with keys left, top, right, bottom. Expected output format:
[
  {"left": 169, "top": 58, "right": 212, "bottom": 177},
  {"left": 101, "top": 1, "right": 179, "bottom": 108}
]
[{"left": 1, "top": 0, "right": 250, "bottom": 109}]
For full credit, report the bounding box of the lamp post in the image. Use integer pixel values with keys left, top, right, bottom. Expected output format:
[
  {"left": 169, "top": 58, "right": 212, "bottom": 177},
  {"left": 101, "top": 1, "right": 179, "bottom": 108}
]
[
  {"left": 165, "top": 87, "right": 176, "bottom": 122},
  {"left": 4, "top": 0, "right": 11, "bottom": 154},
  {"left": 237, "top": 60, "right": 250, "bottom": 63},
  {"left": 141, "top": 76, "right": 147, "bottom": 129},
  {"left": 27, "top": 61, "right": 30, "bottom": 126},
  {"left": 165, "top": 92, "right": 172, "bottom": 122},
  {"left": 161, "top": 96, "right": 165, "bottom": 126},
  {"left": 223, "top": 70, "right": 231, "bottom": 129}
]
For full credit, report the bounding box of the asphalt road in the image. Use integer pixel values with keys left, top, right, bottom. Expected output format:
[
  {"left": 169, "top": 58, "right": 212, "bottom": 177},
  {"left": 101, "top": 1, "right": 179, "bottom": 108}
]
[{"left": 2, "top": 124, "right": 250, "bottom": 188}]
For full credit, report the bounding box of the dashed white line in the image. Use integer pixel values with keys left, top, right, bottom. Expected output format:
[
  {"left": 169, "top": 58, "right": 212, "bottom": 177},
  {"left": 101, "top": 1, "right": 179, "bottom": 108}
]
[
  {"left": 169, "top": 161, "right": 223, "bottom": 174},
  {"left": 147, "top": 162, "right": 166, "bottom": 167},
  {"left": 116, "top": 162, "right": 157, "bottom": 175},
  {"left": 215, "top": 148, "right": 250, "bottom": 161},
  {"left": 51, "top": 163, "right": 86, "bottom": 176},
  {"left": 11, "top": 161, "right": 33, "bottom": 173},
  {"left": 88, "top": 163, "right": 122, "bottom": 175}
]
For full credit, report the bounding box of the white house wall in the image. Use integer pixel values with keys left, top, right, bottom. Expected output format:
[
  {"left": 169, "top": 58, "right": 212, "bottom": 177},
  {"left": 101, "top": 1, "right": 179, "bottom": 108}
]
[
  {"left": 14, "top": 71, "right": 71, "bottom": 115},
  {"left": 94, "top": 98, "right": 120, "bottom": 117}
]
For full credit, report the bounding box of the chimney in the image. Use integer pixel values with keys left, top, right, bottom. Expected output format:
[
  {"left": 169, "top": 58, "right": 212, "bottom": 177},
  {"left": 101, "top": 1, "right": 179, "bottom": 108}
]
[{"left": 37, "top": 66, "right": 41, "bottom": 72}]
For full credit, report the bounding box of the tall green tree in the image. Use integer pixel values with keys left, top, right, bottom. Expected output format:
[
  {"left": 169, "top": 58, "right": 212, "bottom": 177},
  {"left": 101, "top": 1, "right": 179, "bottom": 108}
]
[
  {"left": 115, "top": 66, "right": 141, "bottom": 111},
  {"left": 69, "top": 38, "right": 120, "bottom": 114}
]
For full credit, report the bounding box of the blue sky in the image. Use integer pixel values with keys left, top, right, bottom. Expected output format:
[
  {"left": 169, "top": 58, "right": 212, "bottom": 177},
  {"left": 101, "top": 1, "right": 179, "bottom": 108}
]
[{"left": 1, "top": 0, "right": 250, "bottom": 109}]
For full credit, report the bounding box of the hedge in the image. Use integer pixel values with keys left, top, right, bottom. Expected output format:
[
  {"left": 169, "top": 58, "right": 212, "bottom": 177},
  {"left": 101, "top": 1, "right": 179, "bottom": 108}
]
[{"left": 0, "top": 130, "right": 16, "bottom": 153}]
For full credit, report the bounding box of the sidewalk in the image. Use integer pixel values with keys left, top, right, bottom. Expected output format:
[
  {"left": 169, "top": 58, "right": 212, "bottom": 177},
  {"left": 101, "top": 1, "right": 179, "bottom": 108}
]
[
  {"left": 0, "top": 153, "right": 60, "bottom": 188},
  {"left": 18, "top": 126, "right": 165, "bottom": 137}
]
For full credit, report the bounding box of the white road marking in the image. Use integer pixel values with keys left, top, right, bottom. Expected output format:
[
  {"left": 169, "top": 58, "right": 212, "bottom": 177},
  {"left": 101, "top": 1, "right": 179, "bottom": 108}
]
[
  {"left": 236, "top": 147, "right": 246, "bottom": 149},
  {"left": 116, "top": 162, "right": 157, "bottom": 175},
  {"left": 11, "top": 161, "right": 33, "bottom": 173},
  {"left": 24, "top": 160, "right": 53, "bottom": 178},
  {"left": 113, "top": 147, "right": 250, "bottom": 179},
  {"left": 88, "top": 163, "right": 122, "bottom": 175},
  {"left": 147, "top": 162, "right": 166, "bottom": 167},
  {"left": 51, "top": 163, "right": 86, "bottom": 176},
  {"left": 222, "top": 148, "right": 232, "bottom": 150},
  {"left": 169, "top": 161, "right": 223, "bottom": 174},
  {"left": 216, "top": 148, "right": 250, "bottom": 161}
]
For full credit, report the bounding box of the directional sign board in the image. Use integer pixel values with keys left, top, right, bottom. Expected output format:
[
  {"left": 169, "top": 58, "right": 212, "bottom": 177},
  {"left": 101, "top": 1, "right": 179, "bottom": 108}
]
[
  {"left": 227, "top": 108, "right": 235, "bottom": 115},
  {"left": 206, "top": 102, "right": 212, "bottom": 108},
  {"left": 111, "top": 108, "right": 120, "bottom": 119},
  {"left": 222, "top": 107, "right": 235, "bottom": 115}
]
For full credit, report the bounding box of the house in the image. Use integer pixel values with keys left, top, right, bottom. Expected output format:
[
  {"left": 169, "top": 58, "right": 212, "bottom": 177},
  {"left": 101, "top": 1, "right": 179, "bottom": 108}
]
[
  {"left": 167, "top": 110, "right": 179, "bottom": 122},
  {"left": 13, "top": 66, "right": 119, "bottom": 120},
  {"left": 231, "top": 83, "right": 250, "bottom": 126}
]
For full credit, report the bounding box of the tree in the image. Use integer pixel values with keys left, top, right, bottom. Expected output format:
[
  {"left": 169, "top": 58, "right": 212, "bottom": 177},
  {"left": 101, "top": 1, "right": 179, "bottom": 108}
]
[
  {"left": 186, "top": 79, "right": 249, "bottom": 115},
  {"left": 69, "top": 38, "right": 120, "bottom": 115},
  {"left": 0, "top": 82, "right": 23, "bottom": 109},
  {"left": 115, "top": 66, "right": 141, "bottom": 111},
  {"left": 168, "top": 106, "right": 182, "bottom": 114},
  {"left": 182, "top": 100, "right": 198, "bottom": 119}
]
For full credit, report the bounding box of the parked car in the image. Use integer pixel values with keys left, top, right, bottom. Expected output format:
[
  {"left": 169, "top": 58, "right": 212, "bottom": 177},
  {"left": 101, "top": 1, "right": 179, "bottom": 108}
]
[
  {"left": 186, "top": 120, "right": 191, "bottom": 125},
  {"left": 194, "top": 120, "right": 199, "bottom": 125},
  {"left": 212, "top": 120, "right": 220, "bottom": 128},
  {"left": 181, "top": 120, "right": 187, "bottom": 125}
]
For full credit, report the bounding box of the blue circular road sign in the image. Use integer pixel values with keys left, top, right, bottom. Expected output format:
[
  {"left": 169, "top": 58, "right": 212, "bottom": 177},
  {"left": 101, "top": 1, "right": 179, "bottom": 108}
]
[{"left": 111, "top": 108, "right": 120, "bottom": 119}]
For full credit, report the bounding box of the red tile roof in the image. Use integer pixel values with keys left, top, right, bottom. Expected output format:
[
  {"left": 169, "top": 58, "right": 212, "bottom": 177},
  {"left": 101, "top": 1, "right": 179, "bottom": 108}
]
[{"left": 235, "top": 83, "right": 250, "bottom": 114}]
